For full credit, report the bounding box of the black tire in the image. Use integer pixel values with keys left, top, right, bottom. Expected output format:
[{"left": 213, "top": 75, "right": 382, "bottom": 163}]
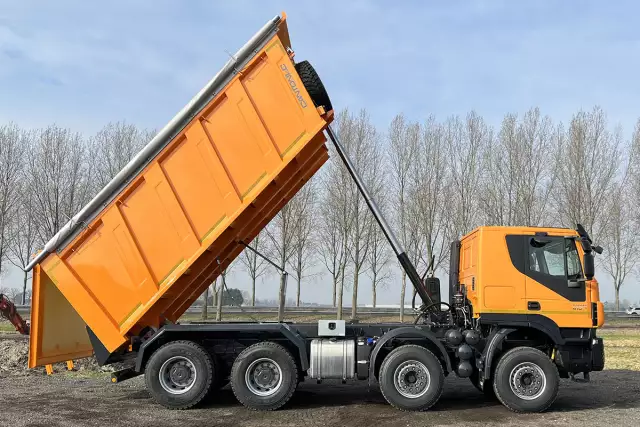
[
  {"left": 493, "top": 347, "right": 559, "bottom": 413},
  {"left": 469, "top": 370, "right": 495, "bottom": 399},
  {"left": 230, "top": 342, "right": 298, "bottom": 411},
  {"left": 145, "top": 340, "right": 214, "bottom": 410},
  {"left": 379, "top": 345, "right": 444, "bottom": 411},
  {"left": 295, "top": 60, "right": 333, "bottom": 112}
]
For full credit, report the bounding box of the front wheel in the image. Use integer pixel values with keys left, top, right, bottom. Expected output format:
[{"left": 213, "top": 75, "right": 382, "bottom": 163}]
[
  {"left": 493, "top": 347, "right": 559, "bottom": 413},
  {"left": 379, "top": 345, "right": 444, "bottom": 411}
]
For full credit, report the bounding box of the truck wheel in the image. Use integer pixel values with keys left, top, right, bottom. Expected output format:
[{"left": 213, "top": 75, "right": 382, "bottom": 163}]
[
  {"left": 230, "top": 342, "right": 298, "bottom": 411},
  {"left": 469, "top": 370, "right": 495, "bottom": 398},
  {"left": 493, "top": 347, "right": 559, "bottom": 413},
  {"left": 145, "top": 340, "right": 214, "bottom": 409},
  {"left": 379, "top": 345, "right": 444, "bottom": 411},
  {"left": 295, "top": 60, "right": 333, "bottom": 112}
]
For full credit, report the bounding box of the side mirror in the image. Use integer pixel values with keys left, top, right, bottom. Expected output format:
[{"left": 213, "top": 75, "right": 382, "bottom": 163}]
[
  {"left": 424, "top": 277, "right": 441, "bottom": 303},
  {"left": 593, "top": 245, "right": 604, "bottom": 255},
  {"left": 583, "top": 252, "right": 595, "bottom": 280}
]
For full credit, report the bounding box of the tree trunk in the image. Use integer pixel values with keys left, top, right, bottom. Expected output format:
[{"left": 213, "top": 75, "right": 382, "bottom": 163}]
[
  {"left": 296, "top": 256, "right": 302, "bottom": 307},
  {"left": 372, "top": 271, "right": 377, "bottom": 308},
  {"left": 251, "top": 276, "right": 256, "bottom": 307},
  {"left": 337, "top": 264, "right": 346, "bottom": 320},
  {"left": 400, "top": 270, "right": 406, "bottom": 322},
  {"left": 216, "top": 276, "right": 224, "bottom": 321},
  {"left": 22, "top": 271, "right": 28, "bottom": 305},
  {"left": 278, "top": 272, "right": 286, "bottom": 322},
  {"left": 351, "top": 269, "right": 359, "bottom": 320},
  {"left": 332, "top": 276, "right": 337, "bottom": 307},
  {"left": 615, "top": 285, "right": 620, "bottom": 312},
  {"left": 201, "top": 287, "right": 209, "bottom": 320}
]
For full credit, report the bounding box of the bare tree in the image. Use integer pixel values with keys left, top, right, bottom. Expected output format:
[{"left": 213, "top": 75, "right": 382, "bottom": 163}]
[
  {"left": 201, "top": 286, "right": 210, "bottom": 320},
  {"left": 318, "top": 110, "right": 355, "bottom": 319},
  {"left": 481, "top": 108, "right": 556, "bottom": 226},
  {"left": 411, "top": 117, "right": 450, "bottom": 281},
  {"left": 0, "top": 123, "right": 26, "bottom": 280},
  {"left": 317, "top": 174, "right": 346, "bottom": 308},
  {"left": 239, "top": 231, "right": 269, "bottom": 306},
  {"left": 446, "top": 112, "right": 488, "bottom": 238},
  {"left": 266, "top": 186, "right": 313, "bottom": 320},
  {"left": 9, "top": 185, "right": 38, "bottom": 305},
  {"left": 605, "top": 118, "right": 640, "bottom": 311},
  {"left": 367, "top": 221, "right": 392, "bottom": 308},
  {"left": 388, "top": 114, "right": 419, "bottom": 321},
  {"left": 555, "top": 107, "right": 620, "bottom": 236},
  {"left": 342, "top": 109, "right": 380, "bottom": 320},
  {"left": 601, "top": 179, "right": 637, "bottom": 311},
  {"left": 89, "top": 122, "right": 153, "bottom": 191},
  {"left": 288, "top": 182, "right": 317, "bottom": 307},
  {"left": 6, "top": 287, "right": 20, "bottom": 303},
  {"left": 28, "top": 125, "right": 91, "bottom": 242}
]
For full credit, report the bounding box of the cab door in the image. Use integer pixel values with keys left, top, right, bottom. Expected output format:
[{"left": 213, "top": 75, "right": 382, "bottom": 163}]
[{"left": 524, "top": 236, "right": 592, "bottom": 327}]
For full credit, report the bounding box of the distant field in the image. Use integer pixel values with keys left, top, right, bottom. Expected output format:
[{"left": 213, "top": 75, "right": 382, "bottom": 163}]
[
  {"left": 180, "top": 312, "right": 409, "bottom": 324},
  {"left": 0, "top": 321, "right": 17, "bottom": 333}
]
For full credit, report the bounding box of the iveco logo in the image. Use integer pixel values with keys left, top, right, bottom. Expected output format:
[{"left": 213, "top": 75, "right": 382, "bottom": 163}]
[{"left": 281, "top": 64, "right": 307, "bottom": 108}]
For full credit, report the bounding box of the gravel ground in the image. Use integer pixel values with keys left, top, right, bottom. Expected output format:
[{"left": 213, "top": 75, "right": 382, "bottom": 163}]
[{"left": 1, "top": 370, "right": 640, "bottom": 427}]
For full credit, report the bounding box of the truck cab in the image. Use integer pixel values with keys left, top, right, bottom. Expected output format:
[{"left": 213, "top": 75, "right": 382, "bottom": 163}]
[{"left": 456, "top": 225, "right": 604, "bottom": 329}]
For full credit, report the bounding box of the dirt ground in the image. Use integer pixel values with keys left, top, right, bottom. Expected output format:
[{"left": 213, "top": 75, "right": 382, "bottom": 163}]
[
  {"left": 1, "top": 370, "right": 640, "bottom": 427},
  {"left": 2, "top": 323, "right": 639, "bottom": 426}
]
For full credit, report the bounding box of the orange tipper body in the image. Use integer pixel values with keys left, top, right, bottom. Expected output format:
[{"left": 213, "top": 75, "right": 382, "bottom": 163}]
[{"left": 27, "top": 13, "right": 333, "bottom": 368}]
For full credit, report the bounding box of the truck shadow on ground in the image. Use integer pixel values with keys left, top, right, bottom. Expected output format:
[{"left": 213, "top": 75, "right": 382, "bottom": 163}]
[{"left": 195, "top": 370, "right": 640, "bottom": 413}]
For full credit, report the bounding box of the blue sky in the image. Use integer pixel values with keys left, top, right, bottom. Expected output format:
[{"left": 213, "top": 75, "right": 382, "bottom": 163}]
[{"left": 1, "top": 1, "right": 639, "bottom": 303}]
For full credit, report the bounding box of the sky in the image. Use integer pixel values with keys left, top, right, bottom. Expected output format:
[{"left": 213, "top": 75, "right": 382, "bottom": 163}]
[{"left": 1, "top": 1, "right": 639, "bottom": 304}]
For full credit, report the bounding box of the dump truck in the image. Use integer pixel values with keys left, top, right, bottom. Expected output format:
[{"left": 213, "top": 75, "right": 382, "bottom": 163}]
[{"left": 25, "top": 12, "right": 605, "bottom": 413}]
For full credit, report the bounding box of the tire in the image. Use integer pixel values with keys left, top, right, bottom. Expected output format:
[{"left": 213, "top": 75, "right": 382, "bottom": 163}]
[
  {"left": 469, "top": 370, "right": 495, "bottom": 399},
  {"left": 145, "top": 340, "right": 214, "bottom": 410},
  {"left": 493, "top": 347, "right": 559, "bottom": 413},
  {"left": 295, "top": 60, "right": 333, "bottom": 111},
  {"left": 379, "top": 345, "right": 445, "bottom": 411},
  {"left": 230, "top": 342, "right": 298, "bottom": 411}
]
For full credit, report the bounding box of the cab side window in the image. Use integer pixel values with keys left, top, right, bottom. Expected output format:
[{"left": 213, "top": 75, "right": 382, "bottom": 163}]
[{"left": 528, "top": 237, "right": 582, "bottom": 278}]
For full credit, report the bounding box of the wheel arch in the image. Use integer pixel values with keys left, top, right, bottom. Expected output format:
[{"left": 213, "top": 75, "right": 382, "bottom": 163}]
[
  {"left": 368, "top": 327, "right": 453, "bottom": 384},
  {"left": 135, "top": 324, "right": 309, "bottom": 373},
  {"left": 481, "top": 325, "right": 559, "bottom": 381}
]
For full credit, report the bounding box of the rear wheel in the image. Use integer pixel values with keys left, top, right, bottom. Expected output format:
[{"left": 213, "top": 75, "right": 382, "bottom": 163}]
[
  {"left": 145, "top": 340, "right": 214, "bottom": 409},
  {"left": 493, "top": 347, "right": 559, "bottom": 413},
  {"left": 379, "top": 345, "right": 444, "bottom": 411},
  {"left": 230, "top": 342, "right": 298, "bottom": 411},
  {"left": 295, "top": 60, "right": 333, "bottom": 112}
]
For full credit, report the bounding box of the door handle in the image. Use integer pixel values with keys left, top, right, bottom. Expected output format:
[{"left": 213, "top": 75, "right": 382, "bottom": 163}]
[{"left": 528, "top": 301, "right": 541, "bottom": 311}]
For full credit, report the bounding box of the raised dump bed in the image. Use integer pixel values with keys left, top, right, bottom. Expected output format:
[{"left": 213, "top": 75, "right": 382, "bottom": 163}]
[{"left": 26, "top": 13, "right": 334, "bottom": 368}]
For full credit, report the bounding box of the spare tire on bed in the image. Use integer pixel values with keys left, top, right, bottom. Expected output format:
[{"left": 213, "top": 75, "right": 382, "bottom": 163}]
[{"left": 295, "top": 60, "right": 333, "bottom": 112}]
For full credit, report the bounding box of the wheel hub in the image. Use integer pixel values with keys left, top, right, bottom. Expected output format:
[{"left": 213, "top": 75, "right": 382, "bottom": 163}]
[
  {"left": 393, "top": 361, "right": 431, "bottom": 399},
  {"left": 509, "top": 362, "right": 546, "bottom": 400},
  {"left": 245, "top": 358, "right": 283, "bottom": 397},
  {"left": 159, "top": 356, "right": 197, "bottom": 395}
]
